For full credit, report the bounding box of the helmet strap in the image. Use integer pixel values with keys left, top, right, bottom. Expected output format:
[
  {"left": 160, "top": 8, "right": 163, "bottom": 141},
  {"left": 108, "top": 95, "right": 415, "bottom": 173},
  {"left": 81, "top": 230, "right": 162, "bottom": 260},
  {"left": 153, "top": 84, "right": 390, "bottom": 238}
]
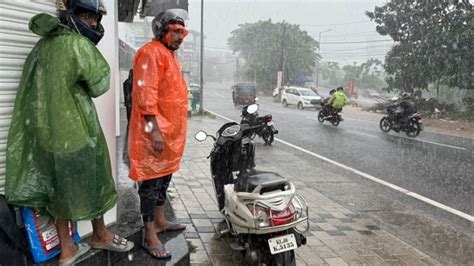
[{"left": 68, "top": 12, "right": 81, "bottom": 33}]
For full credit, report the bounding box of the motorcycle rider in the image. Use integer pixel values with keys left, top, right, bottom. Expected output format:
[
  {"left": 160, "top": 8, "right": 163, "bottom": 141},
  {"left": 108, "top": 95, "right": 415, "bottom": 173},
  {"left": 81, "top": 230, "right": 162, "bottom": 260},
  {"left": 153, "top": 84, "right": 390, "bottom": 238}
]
[
  {"left": 396, "top": 92, "right": 416, "bottom": 128},
  {"left": 322, "top": 89, "right": 336, "bottom": 115},
  {"left": 329, "top": 87, "right": 349, "bottom": 120}
]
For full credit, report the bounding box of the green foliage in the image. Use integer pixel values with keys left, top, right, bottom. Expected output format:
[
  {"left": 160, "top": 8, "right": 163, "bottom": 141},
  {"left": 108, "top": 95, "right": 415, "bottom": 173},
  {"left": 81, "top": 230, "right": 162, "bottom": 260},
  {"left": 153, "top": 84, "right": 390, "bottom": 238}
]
[
  {"left": 320, "top": 61, "right": 343, "bottom": 87},
  {"left": 341, "top": 59, "right": 386, "bottom": 90},
  {"left": 228, "top": 20, "right": 318, "bottom": 93},
  {"left": 366, "top": 0, "right": 473, "bottom": 91}
]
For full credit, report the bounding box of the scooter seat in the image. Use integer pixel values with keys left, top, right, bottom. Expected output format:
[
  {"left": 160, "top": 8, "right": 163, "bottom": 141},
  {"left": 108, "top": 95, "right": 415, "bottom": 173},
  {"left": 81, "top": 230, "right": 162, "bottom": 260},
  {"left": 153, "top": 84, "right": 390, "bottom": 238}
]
[{"left": 235, "top": 171, "right": 289, "bottom": 194}]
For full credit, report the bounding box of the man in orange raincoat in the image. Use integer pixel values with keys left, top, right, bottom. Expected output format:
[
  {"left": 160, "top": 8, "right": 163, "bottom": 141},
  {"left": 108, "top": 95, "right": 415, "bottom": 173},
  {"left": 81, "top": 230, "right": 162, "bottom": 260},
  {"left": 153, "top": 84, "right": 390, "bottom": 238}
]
[{"left": 128, "top": 10, "right": 189, "bottom": 259}]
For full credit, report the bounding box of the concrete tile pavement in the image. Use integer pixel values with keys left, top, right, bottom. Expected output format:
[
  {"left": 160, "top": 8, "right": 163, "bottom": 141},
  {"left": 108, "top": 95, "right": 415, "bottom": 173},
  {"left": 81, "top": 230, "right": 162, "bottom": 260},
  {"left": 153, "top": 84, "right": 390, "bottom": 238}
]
[{"left": 165, "top": 114, "right": 440, "bottom": 265}]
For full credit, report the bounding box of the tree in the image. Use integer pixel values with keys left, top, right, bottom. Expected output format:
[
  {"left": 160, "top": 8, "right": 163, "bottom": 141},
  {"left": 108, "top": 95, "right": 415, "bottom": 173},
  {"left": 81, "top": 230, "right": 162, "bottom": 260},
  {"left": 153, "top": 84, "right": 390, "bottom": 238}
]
[
  {"left": 366, "top": 0, "right": 473, "bottom": 92},
  {"left": 319, "top": 61, "right": 343, "bottom": 87},
  {"left": 340, "top": 59, "right": 386, "bottom": 90},
  {"left": 228, "top": 20, "right": 318, "bottom": 93}
]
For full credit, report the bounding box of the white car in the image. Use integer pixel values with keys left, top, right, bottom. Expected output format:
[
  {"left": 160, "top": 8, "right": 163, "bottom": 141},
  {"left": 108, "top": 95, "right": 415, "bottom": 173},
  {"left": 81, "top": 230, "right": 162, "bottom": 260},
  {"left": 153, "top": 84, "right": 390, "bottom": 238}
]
[{"left": 281, "top": 86, "right": 322, "bottom": 110}]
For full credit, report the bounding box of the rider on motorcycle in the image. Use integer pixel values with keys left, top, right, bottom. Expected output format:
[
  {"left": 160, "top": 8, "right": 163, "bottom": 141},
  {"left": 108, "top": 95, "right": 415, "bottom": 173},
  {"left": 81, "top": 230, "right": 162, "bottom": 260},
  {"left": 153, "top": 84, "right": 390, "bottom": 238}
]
[
  {"left": 396, "top": 92, "right": 416, "bottom": 128},
  {"left": 329, "top": 87, "right": 349, "bottom": 120},
  {"left": 322, "top": 89, "right": 336, "bottom": 114}
]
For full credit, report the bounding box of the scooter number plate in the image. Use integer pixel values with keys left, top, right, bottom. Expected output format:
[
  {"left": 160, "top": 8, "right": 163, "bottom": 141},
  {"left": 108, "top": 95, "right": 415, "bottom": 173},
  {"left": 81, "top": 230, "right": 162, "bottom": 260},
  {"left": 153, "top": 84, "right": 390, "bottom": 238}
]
[
  {"left": 268, "top": 233, "right": 297, "bottom": 255},
  {"left": 267, "top": 121, "right": 273, "bottom": 126}
]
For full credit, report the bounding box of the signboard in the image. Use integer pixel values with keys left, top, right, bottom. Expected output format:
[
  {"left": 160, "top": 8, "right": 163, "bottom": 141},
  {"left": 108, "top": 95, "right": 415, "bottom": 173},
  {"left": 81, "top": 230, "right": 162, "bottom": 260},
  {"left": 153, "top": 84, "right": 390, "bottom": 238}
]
[{"left": 277, "top": 71, "right": 283, "bottom": 88}]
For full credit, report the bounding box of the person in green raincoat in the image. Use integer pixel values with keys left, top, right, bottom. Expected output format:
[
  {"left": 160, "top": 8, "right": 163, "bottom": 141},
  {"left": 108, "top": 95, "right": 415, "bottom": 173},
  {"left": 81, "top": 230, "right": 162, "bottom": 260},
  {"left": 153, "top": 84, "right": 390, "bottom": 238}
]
[{"left": 5, "top": 0, "right": 133, "bottom": 264}]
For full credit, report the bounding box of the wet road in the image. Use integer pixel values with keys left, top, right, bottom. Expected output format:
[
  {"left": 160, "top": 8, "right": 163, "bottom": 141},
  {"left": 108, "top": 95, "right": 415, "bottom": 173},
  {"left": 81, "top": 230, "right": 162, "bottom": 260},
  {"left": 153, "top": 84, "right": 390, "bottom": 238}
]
[{"left": 202, "top": 83, "right": 473, "bottom": 221}]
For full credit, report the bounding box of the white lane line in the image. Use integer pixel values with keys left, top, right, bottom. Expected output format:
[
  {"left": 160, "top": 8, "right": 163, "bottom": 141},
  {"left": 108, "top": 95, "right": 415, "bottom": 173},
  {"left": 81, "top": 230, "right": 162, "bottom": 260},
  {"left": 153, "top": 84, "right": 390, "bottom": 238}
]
[
  {"left": 394, "top": 135, "right": 467, "bottom": 151},
  {"left": 306, "top": 116, "right": 467, "bottom": 151},
  {"left": 208, "top": 109, "right": 474, "bottom": 222}
]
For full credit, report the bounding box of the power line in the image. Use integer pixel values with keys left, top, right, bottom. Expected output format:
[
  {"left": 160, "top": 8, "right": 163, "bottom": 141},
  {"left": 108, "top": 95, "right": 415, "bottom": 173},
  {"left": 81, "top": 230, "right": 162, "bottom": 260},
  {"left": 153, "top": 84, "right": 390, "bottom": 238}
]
[
  {"left": 302, "top": 20, "right": 372, "bottom": 27},
  {"left": 320, "top": 40, "right": 393, "bottom": 44}
]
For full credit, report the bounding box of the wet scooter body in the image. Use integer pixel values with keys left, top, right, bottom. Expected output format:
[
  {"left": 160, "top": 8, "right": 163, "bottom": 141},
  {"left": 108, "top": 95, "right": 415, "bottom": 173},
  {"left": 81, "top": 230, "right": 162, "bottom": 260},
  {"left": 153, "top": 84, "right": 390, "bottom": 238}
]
[{"left": 195, "top": 104, "right": 308, "bottom": 265}]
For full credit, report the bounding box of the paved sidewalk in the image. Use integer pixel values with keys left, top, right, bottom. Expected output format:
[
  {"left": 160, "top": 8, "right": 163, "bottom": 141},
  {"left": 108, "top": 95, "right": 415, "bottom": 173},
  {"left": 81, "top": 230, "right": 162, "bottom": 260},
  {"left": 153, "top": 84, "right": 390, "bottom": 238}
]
[{"left": 167, "top": 114, "right": 441, "bottom": 265}]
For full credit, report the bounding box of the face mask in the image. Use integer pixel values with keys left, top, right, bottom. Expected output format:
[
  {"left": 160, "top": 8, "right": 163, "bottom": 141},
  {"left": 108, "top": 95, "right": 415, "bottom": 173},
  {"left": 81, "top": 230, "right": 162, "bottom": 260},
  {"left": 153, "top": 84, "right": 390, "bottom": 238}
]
[{"left": 69, "top": 13, "right": 105, "bottom": 45}]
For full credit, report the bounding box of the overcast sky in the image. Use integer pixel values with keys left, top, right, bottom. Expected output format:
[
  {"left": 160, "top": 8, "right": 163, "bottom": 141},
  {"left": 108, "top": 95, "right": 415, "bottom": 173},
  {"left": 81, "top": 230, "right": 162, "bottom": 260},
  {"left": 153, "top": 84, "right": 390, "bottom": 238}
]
[{"left": 185, "top": 0, "right": 392, "bottom": 64}]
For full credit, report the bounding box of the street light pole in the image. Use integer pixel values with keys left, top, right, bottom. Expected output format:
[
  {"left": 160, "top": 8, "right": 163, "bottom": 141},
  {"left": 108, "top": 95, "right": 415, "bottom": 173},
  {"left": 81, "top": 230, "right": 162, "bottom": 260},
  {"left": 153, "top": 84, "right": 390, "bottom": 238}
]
[
  {"left": 316, "top": 28, "right": 332, "bottom": 89},
  {"left": 199, "top": 0, "right": 204, "bottom": 113}
]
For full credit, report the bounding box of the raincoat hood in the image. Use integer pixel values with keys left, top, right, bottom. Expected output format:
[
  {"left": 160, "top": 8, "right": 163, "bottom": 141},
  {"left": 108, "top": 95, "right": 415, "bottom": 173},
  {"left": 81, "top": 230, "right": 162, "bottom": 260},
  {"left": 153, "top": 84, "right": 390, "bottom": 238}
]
[{"left": 29, "top": 13, "right": 69, "bottom": 37}]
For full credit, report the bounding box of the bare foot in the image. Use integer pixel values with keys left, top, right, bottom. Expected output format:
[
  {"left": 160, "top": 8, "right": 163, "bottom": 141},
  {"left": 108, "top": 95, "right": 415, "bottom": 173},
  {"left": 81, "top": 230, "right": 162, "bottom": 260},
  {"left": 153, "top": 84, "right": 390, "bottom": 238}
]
[
  {"left": 144, "top": 228, "right": 170, "bottom": 258},
  {"left": 89, "top": 228, "right": 113, "bottom": 247},
  {"left": 154, "top": 220, "right": 186, "bottom": 233},
  {"left": 58, "top": 243, "right": 78, "bottom": 263}
]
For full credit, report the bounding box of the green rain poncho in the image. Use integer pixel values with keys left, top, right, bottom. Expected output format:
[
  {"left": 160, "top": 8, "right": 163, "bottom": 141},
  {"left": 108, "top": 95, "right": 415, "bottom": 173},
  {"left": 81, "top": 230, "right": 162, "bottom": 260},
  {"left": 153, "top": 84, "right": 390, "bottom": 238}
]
[{"left": 5, "top": 13, "right": 117, "bottom": 221}]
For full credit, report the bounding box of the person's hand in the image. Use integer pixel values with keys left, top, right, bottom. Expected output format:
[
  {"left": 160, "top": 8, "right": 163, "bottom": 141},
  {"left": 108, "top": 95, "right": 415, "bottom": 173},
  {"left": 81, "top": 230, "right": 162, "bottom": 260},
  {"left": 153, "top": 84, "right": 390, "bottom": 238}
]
[{"left": 150, "top": 130, "right": 165, "bottom": 153}]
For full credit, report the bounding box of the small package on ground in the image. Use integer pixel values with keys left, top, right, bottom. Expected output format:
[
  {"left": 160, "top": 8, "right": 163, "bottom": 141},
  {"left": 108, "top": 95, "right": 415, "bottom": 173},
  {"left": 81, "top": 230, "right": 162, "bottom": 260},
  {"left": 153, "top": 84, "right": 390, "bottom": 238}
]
[{"left": 21, "top": 208, "right": 80, "bottom": 263}]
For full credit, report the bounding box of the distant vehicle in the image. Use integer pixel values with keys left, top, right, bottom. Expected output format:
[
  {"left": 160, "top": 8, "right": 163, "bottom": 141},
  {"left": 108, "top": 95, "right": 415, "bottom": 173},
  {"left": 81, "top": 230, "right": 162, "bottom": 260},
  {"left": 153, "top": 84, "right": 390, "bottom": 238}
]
[
  {"left": 232, "top": 82, "right": 257, "bottom": 106},
  {"left": 188, "top": 83, "right": 200, "bottom": 94},
  {"left": 363, "top": 89, "right": 381, "bottom": 98},
  {"left": 281, "top": 86, "right": 322, "bottom": 110}
]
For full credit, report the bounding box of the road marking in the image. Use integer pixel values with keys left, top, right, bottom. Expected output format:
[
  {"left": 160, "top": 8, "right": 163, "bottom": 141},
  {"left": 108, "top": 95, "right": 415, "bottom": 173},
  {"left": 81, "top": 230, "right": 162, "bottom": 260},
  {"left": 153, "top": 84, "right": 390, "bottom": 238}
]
[
  {"left": 306, "top": 116, "right": 467, "bottom": 151},
  {"left": 208, "top": 109, "right": 474, "bottom": 222},
  {"left": 393, "top": 135, "right": 467, "bottom": 151}
]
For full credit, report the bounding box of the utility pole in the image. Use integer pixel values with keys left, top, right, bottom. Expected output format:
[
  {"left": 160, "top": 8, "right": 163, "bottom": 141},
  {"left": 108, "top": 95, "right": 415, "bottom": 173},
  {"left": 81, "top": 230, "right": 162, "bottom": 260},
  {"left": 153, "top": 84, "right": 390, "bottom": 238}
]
[
  {"left": 316, "top": 29, "right": 331, "bottom": 89},
  {"left": 235, "top": 56, "right": 239, "bottom": 81},
  {"left": 199, "top": 0, "right": 204, "bottom": 113},
  {"left": 280, "top": 23, "right": 287, "bottom": 86}
]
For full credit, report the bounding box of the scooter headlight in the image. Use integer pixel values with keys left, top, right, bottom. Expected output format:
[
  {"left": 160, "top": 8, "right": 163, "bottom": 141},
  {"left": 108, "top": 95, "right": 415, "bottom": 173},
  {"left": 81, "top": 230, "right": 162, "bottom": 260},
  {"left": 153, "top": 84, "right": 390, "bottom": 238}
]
[{"left": 221, "top": 125, "right": 240, "bottom": 137}]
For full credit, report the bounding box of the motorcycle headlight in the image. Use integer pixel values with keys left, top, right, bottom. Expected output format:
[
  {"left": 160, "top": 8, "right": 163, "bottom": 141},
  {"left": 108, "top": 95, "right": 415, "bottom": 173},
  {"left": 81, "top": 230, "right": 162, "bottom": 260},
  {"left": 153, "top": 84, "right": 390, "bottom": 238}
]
[{"left": 221, "top": 125, "right": 241, "bottom": 137}]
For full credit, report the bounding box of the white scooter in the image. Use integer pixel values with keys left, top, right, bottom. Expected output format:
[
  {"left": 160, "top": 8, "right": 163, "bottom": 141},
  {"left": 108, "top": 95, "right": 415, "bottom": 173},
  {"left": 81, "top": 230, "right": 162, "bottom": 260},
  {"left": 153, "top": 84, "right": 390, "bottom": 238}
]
[{"left": 195, "top": 104, "right": 309, "bottom": 265}]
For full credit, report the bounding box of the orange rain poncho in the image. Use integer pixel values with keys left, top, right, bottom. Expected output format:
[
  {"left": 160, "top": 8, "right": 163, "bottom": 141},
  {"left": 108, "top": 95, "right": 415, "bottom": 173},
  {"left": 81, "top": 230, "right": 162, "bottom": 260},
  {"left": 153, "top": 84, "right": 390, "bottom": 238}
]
[{"left": 128, "top": 39, "right": 188, "bottom": 181}]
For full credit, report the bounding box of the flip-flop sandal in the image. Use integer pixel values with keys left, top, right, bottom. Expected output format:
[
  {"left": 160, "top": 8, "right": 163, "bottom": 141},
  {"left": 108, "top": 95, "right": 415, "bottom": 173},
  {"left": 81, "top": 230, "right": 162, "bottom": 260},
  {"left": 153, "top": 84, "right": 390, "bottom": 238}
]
[
  {"left": 58, "top": 243, "right": 91, "bottom": 265},
  {"left": 90, "top": 234, "right": 134, "bottom": 252},
  {"left": 143, "top": 243, "right": 172, "bottom": 260},
  {"left": 157, "top": 222, "right": 187, "bottom": 233}
]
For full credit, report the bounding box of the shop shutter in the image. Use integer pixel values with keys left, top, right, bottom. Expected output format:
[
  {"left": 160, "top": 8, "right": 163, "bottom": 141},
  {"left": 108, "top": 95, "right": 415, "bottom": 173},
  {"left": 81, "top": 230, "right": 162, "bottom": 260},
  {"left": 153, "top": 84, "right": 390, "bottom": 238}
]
[{"left": 0, "top": 1, "right": 56, "bottom": 195}]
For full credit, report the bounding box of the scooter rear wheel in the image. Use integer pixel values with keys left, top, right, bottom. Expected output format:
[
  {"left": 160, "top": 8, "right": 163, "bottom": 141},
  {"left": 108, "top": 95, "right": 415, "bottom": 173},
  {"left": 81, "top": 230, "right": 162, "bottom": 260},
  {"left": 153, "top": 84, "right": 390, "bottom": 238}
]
[
  {"left": 269, "top": 250, "right": 296, "bottom": 266},
  {"left": 262, "top": 130, "right": 274, "bottom": 145}
]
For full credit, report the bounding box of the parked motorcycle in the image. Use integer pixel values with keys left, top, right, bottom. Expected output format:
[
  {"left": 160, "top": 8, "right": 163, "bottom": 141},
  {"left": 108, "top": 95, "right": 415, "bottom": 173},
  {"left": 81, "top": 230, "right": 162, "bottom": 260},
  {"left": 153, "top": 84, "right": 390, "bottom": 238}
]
[
  {"left": 379, "top": 104, "right": 423, "bottom": 137},
  {"left": 195, "top": 104, "right": 308, "bottom": 265},
  {"left": 317, "top": 102, "right": 342, "bottom": 126},
  {"left": 240, "top": 104, "right": 279, "bottom": 145}
]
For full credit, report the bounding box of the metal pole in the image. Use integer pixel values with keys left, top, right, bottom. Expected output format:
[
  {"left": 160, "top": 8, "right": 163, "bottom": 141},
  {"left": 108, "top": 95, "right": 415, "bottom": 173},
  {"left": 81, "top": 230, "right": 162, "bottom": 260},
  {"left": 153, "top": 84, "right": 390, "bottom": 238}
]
[
  {"left": 316, "top": 29, "right": 331, "bottom": 89},
  {"left": 199, "top": 0, "right": 204, "bottom": 113}
]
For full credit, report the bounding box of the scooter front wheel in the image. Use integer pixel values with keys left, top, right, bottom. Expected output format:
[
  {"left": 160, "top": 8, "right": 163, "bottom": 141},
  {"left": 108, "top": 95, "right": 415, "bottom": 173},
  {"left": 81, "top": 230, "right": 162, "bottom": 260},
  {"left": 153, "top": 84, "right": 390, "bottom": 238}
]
[
  {"left": 379, "top": 117, "right": 391, "bottom": 133},
  {"left": 317, "top": 111, "right": 325, "bottom": 123},
  {"left": 331, "top": 116, "right": 340, "bottom": 126}
]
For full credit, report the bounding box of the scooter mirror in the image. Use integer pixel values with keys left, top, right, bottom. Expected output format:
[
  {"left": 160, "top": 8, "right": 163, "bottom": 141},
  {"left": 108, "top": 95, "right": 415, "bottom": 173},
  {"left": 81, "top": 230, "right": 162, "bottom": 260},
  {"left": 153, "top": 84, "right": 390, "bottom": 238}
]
[
  {"left": 195, "top": 131, "right": 208, "bottom": 141},
  {"left": 247, "top": 104, "right": 258, "bottom": 114}
]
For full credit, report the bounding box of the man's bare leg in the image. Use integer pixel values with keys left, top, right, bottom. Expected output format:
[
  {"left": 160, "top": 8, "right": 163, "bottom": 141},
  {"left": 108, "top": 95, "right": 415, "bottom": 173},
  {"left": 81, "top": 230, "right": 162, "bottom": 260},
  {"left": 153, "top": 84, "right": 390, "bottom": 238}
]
[
  {"left": 56, "top": 219, "right": 77, "bottom": 263},
  {"left": 89, "top": 217, "right": 113, "bottom": 246}
]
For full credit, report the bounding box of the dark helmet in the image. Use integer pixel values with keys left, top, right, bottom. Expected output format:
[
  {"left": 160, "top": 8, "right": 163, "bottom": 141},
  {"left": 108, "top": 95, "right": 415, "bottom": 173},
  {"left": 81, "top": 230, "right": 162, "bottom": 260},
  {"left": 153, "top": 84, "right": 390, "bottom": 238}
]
[
  {"left": 152, "top": 10, "right": 186, "bottom": 40},
  {"left": 336, "top": 86, "right": 344, "bottom": 91},
  {"left": 60, "top": 0, "right": 107, "bottom": 45},
  {"left": 329, "top": 89, "right": 336, "bottom": 95}
]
